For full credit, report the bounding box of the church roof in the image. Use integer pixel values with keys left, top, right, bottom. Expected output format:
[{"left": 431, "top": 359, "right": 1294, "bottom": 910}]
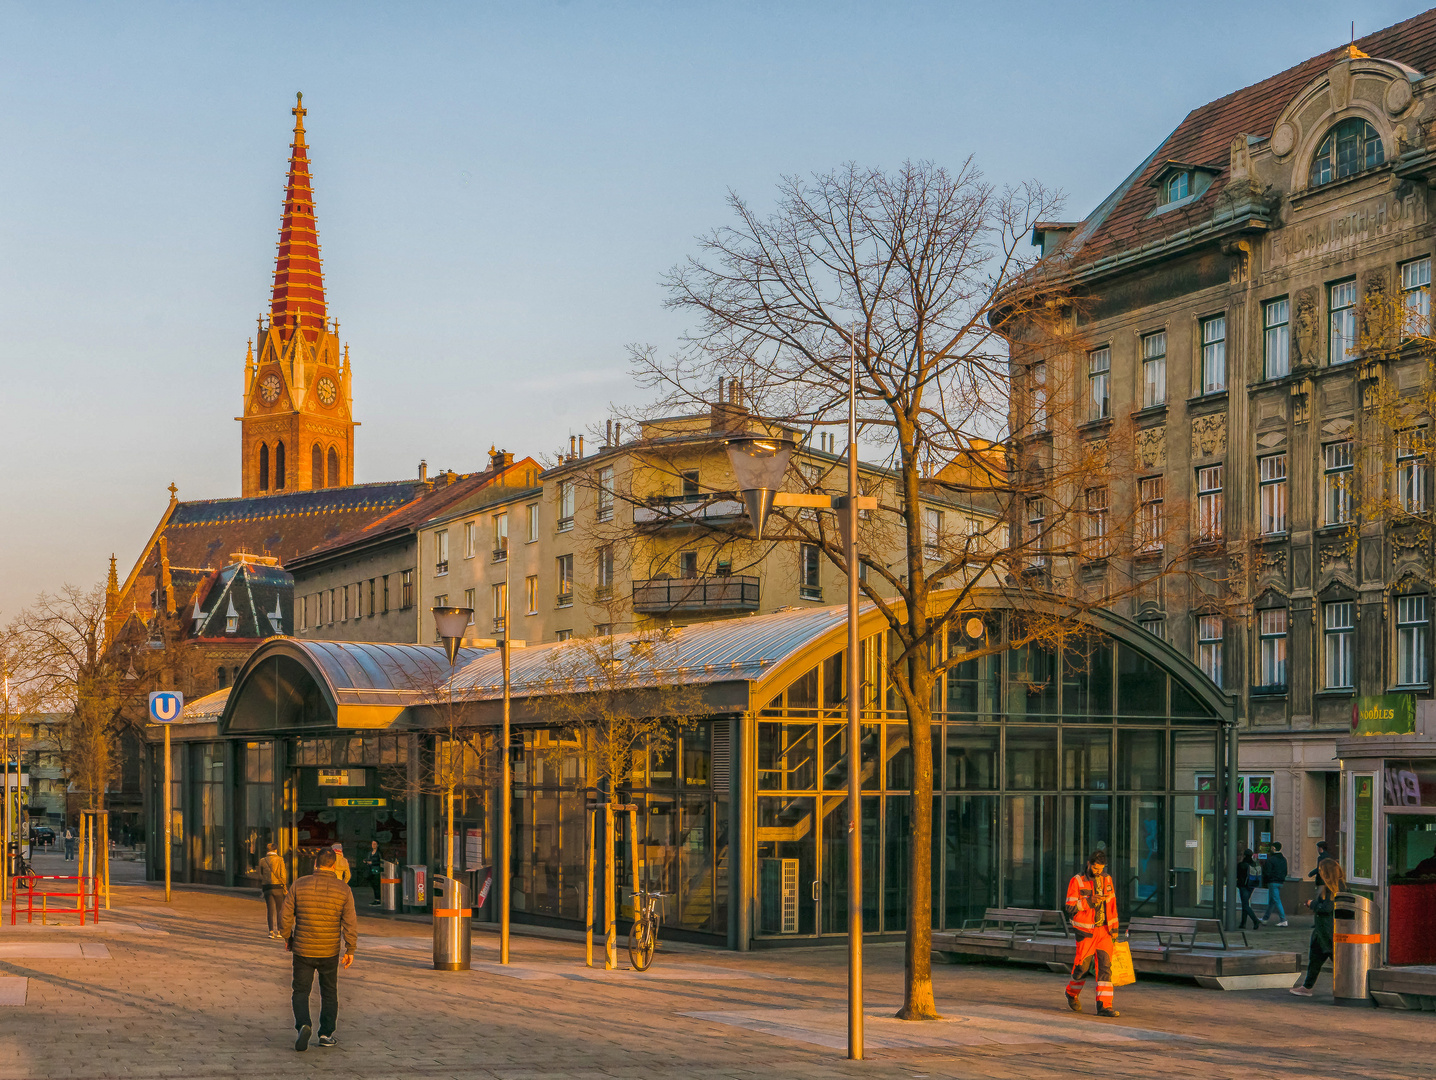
[
  {"left": 270, "top": 92, "right": 326, "bottom": 345},
  {"left": 1063, "top": 10, "right": 1436, "bottom": 268},
  {"left": 187, "top": 558, "right": 293, "bottom": 642}
]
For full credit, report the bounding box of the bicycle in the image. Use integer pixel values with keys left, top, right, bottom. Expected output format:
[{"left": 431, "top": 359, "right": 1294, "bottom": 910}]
[{"left": 627, "top": 887, "right": 667, "bottom": 971}]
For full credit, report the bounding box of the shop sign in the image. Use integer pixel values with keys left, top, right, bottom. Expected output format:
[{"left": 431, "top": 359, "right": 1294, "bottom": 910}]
[
  {"left": 318, "top": 768, "right": 364, "bottom": 786},
  {"left": 1352, "top": 694, "right": 1415, "bottom": 736},
  {"left": 328, "top": 798, "right": 387, "bottom": 807},
  {"left": 1196, "top": 774, "right": 1275, "bottom": 815},
  {"left": 1384, "top": 761, "right": 1436, "bottom": 807}
]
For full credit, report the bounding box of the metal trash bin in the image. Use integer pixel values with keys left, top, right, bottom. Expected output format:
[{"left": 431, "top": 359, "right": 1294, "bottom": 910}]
[
  {"left": 403, "top": 864, "right": 428, "bottom": 908},
  {"left": 431, "top": 874, "right": 471, "bottom": 971},
  {"left": 1333, "top": 891, "right": 1381, "bottom": 1006},
  {"left": 380, "top": 860, "right": 401, "bottom": 913}
]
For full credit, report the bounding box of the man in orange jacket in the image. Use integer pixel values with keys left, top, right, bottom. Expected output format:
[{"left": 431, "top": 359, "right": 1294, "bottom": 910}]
[{"left": 1064, "top": 850, "right": 1120, "bottom": 1017}]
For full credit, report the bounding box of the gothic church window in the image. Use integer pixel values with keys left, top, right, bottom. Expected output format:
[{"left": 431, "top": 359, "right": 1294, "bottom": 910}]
[
  {"left": 312, "top": 444, "right": 323, "bottom": 489},
  {"left": 274, "top": 442, "right": 286, "bottom": 490},
  {"left": 1309, "top": 118, "right": 1383, "bottom": 188},
  {"left": 327, "top": 447, "right": 340, "bottom": 487},
  {"left": 258, "top": 444, "right": 269, "bottom": 491}
]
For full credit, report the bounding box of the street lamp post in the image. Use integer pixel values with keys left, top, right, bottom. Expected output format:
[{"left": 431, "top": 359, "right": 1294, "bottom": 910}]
[{"left": 725, "top": 338, "right": 872, "bottom": 1061}]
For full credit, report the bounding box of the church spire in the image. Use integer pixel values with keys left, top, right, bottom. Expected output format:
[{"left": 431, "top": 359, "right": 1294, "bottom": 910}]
[{"left": 270, "top": 92, "right": 326, "bottom": 343}]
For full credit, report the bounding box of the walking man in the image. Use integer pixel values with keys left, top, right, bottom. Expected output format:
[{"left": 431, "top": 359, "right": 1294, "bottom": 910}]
[
  {"left": 1262, "top": 841, "right": 1289, "bottom": 927},
  {"left": 1064, "top": 850, "right": 1121, "bottom": 1017},
  {"left": 259, "top": 842, "right": 288, "bottom": 939},
  {"left": 279, "top": 847, "right": 356, "bottom": 1051}
]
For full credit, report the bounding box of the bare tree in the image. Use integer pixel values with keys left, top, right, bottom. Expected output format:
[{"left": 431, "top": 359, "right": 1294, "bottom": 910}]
[{"left": 631, "top": 160, "right": 1207, "bottom": 1018}]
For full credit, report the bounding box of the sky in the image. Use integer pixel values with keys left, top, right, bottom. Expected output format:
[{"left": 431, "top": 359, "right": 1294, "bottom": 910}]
[{"left": 0, "top": 0, "right": 1425, "bottom": 619}]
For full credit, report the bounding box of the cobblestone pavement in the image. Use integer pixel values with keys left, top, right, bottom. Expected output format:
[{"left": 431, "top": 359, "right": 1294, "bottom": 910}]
[{"left": 0, "top": 867, "right": 1431, "bottom": 1080}]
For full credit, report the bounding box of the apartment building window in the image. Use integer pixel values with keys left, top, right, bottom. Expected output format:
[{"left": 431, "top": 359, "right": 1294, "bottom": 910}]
[
  {"left": 596, "top": 545, "right": 614, "bottom": 595},
  {"left": 327, "top": 589, "right": 335, "bottom": 624},
  {"left": 558, "top": 481, "right": 575, "bottom": 531},
  {"left": 400, "top": 570, "right": 413, "bottom": 610},
  {"left": 1257, "top": 608, "right": 1288, "bottom": 691},
  {"left": 1139, "top": 616, "right": 1164, "bottom": 638},
  {"left": 800, "top": 544, "right": 821, "bottom": 600},
  {"left": 1309, "top": 118, "right": 1383, "bottom": 187},
  {"left": 681, "top": 470, "right": 700, "bottom": 497},
  {"left": 1403, "top": 257, "right": 1431, "bottom": 334},
  {"left": 1198, "top": 615, "right": 1223, "bottom": 688},
  {"left": 354, "top": 582, "right": 362, "bottom": 619},
  {"left": 368, "top": 579, "right": 376, "bottom": 616},
  {"left": 1397, "top": 596, "right": 1430, "bottom": 687},
  {"left": 1323, "top": 601, "right": 1355, "bottom": 690},
  {"left": 1323, "top": 440, "right": 1354, "bottom": 525},
  {"left": 525, "top": 575, "right": 538, "bottom": 615},
  {"left": 1030, "top": 361, "right": 1048, "bottom": 432},
  {"left": 526, "top": 503, "right": 538, "bottom": 542},
  {"left": 555, "top": 630, "right": 573, "bottom": 642},
  {"left": 1088, "top": 347, "right": 1111, "bottom": 421},
  {"left": 597, "top": 466, "right": 615, "bottom": 522},
  {"left": 1138, "top": 477, "right": 1164, "bottom": 553},
  {"left": 464, "top": 520, "right": 477, "bottom": 559},
  {"left": 435, "top": 530, "right": 449, "bottom": 575},
  {"left": 1201, "top": 315, "right": 1226, "bottom": 393},
  {"left": 299, "top": 596, "right": 307, "bottom": 631},
  {"left": 1197, "top": 464, "right": 1223, "bottom": 541},
  {"left": 923, "top": 507, "right": 944, "bottom": 561},
  {"left": 1165, "top": 171, "right": 1188, "bottom": 202},
  {"left": 461, "top": 589, "right": 476, "bottom": 624},
  {"left": 1264, "top": 298, "right": 1290, "bottom": 379},
  {"left": 382, "top": 575, "right": 391, "bottom": 614},
  {"left": 1259, "top": 454, "right": 1288, "bottom": 534},
  {"left": 1084, "top": 487, "right": 1109, "bottom": 558},
  {"left": 1141, "top": 331, "right": 1167, "bottom": 408},
  {"left": 433, "top": 595, "right": 447, "bottom": 638},
  {"left": 492, "top": 583, "right": 507, "bottom": 632},
  {"left": 596, "top": 623, "right": 613, "bottom": 636},
  {"left": 1329, "top": 280, "right": 1358, "bottom": 365},
  {"left": 556, "top": 554, "right": 574, "bottom": 607},
  {"left": 1398, "top": 428, "right": 1428, "bottom": 514},
  {"left": 493, "top": 512, "right": 508, "bottom": 561},
  {"left": 1026, "top": 497, "right": 1047, "bottom": 566},
  {"left": 678, "top": 550, "right": 698, "bottom": 579}
]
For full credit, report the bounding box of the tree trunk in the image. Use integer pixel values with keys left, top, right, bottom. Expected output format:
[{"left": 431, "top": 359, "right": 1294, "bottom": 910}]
[{"left": 897, "top": 677, "right": 940, "bottom": 1020}]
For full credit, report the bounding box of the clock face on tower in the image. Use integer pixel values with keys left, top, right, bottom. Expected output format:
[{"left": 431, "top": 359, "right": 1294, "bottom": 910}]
[
  {"left": 259, "top": 373, "right": 282, "bottom": 404},
  {"left": 317, "top": 376, "right": 337, "bottom": 407}
]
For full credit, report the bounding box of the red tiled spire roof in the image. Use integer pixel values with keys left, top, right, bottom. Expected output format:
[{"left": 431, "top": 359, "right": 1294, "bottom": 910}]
[{"left": 270, "top": 92, "right": 326, "bottom": 343}]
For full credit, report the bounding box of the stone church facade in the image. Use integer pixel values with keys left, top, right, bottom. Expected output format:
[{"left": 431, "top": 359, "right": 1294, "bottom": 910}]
[{"left": 1015, "top": 12, "right": 1436, "bottom": 890}]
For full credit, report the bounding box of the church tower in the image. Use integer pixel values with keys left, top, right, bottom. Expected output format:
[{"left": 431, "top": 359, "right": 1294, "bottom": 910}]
[{"left": 240, "top": 93, "right": 356, "bottom": 497}]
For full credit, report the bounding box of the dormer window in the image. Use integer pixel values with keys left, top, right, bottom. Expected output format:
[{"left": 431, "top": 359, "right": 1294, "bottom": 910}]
[
  {"left": 1149, "top": 162, "right": 1215, "bottom": 215},
  {"left": 1309, "top": 118, "right": 1383, "bottom": 187},
  {"left": 1165, "top": 172, "right": 1189, "bottom": 203}
]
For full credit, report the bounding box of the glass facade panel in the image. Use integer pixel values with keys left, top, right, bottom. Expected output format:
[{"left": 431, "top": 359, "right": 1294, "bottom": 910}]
[
  {"left": 757, "top": 795, "right": 817, "bottom": 935},
  {"left": 1117, "top": 644, "right": 1167, "bottom": 719},
  {"left": 1062, "top": 637, "right": 1113, "bottom": 721},
  {"left": 1062, "top": 730, "right": 1111, "bottom": 790},
  {"left": 1006, "top": 727, "right": 1058, "bottom": 790},
  {"left": 1118, "top": 730, "right": 1166, "bottom": 790},
  {"left": 1004, "top": 795, "right": 1058, "bottom": 909},
  {"left": 945, "top": 795, "right": 998, "bottom": 928},
  {"left": 945, "top": 726, "right": 999, "bottom": 790}
]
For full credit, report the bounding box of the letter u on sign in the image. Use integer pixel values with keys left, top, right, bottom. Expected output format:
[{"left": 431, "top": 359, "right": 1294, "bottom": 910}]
[{"left": 148, "top": 691, "right": 184, "bottom": 723}]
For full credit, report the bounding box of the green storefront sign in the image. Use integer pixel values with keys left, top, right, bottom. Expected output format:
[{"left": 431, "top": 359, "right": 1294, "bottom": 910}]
[{"left": 1351, "top": 694, "right": 1416, "bottom": 736}]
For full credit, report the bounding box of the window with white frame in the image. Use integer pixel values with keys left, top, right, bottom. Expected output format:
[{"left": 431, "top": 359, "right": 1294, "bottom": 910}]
[
  {"left": 1323, "top": 440, "right": 1354, "bottom": 525},
  {"left": 1330, "top": 280, "right": 1358, "bottom": 365},
  {"left": 923, "top": 507, "right": 944, "bottom": 561},
  {"left": 1141, "top": 331, "right": 1167, "bottom": 408},
  {"left": 464, "top": 520, "right": 477, "bottom": 559},
  {"left": 1030, "top": 361, "right": 1048, "bottom": 431},
  {"left": 1259, "top": 453, "right": 1288, "bottom": 534},
  {"left": 1264, "top": 298, "right": 1290, "bottom": 379},
  {"left": 433, "top": 594, "right": 448, "bottom": 639},
  {"left": 596, "top": 545, "right": 614, "bottom": 594},
  {"left": 1258, "top": 608, "right": 1288, "bottom": 689},
  {"left": 1201, "top": 316, "right": 1226, "bottom": 393},
  {"left": 1403, "top": 257, "right": 1432, "bottom": 336},
  {"left": 1088, "top": 347, "right": 1111, "bottom": 421},
  {"left": 1197, "top": 464, "right": 1223, "bottom": 541},
  {"left": 800, "top": 544, "right": 821, "bottom": 600},
  {"left": 556, "top": 555, "right": 573, "bottom": 606},
  {"left": 1026, "top": 497, "right": 1047, "bottom": 565},
  {"left": 526, "top": 503, "right": 538, "bottom": 542},
  {"left": 1398, "top": 427, "right": 1428, "bottom": 514},
  {"left": 1397, "top": 595, "right": 1430, "bottom": 686},
  {"left": 1138, "top": 616, "right": 1164, "bottom": 638},
  {"left": 1198, "top": 615, "right": 1223, "bottom": 688},
  {"left": 597, "top": 466, "right": 615, "bottom": 522},
  {"left": 525, "top": 575, "right": 538, "bottom": 616},
  {"left": 558, "top": 481, "right": 575, "bottom": 530},
  {"left": 1324, "top": 601, "right": 1355, "bottom": 690},
  {"left": 555, "top": 629, "right": 573, "bottom": 642},
  {"left": 1084, "top": 487, "right": 1109, "bottom": 558},
  {"left": 435, "top": 529, "right": 449, "bottom": 575},
  {"left": 1138, "top": 477, "right": 1164, "bottom": 552},
  {"left": 463, "top": 589, "right": 476, "bottom": 625},
  {"left": 493, "top": 512, "right": 508, "bottom": 560},
  {"left": 401, "top": 570, "right": 413, "bottom": 610},
  {"left": 492, "top": 582, "right": 507, "bottom": 631},
  {"left": 1165, "top": 171, "right": 1189, "bottom": 203}
]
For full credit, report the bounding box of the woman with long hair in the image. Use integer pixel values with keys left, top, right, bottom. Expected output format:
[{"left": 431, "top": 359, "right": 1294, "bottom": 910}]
[
  {"left": 1291, "top": 857, "right": 1346, "bottom": 997},
  {"left": 1237, "top": 849, "right": 1262, "bottom": 930}
]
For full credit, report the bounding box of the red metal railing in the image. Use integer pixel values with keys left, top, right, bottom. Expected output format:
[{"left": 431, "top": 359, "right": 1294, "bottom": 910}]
[{"left": 8, "top": 875, "right": 100, "bottom": 926}]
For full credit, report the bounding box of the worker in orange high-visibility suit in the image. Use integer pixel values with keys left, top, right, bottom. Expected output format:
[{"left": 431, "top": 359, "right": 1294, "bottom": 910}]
[{"left": 1064, "top": 850, "right": 1121, "bottom": 1017}]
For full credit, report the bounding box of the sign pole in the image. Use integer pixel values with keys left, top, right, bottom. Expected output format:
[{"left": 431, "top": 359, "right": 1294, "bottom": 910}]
[
  {"left": 149, "top": 691, "right": 183, "bottom": 903},
  {"left": 163, "top": 724, "right": 172, "bottom": 903}
]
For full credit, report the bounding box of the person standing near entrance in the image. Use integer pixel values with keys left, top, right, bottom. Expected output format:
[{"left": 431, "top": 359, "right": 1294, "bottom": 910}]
[
  {"left": 63, "top": 826, "right": 74, "bottom": 861},
  {"left": 1291, "top": 857, "right": 1345, "bottom": 997},
  {"left": 279, "top": 847, "right": 356, "bottom": 1050},
  {"left": 364, "top": 840, "right": 382, "bottom": 907},
  {"left": 1064, "top": 850, "right": 1121, "bottom": 1017},
  {"left": 1262, "top": 841, "right": 1289, "bottom": 927},
  {"left": 259, "top": 842, "right": 288, "bottom": 939}
]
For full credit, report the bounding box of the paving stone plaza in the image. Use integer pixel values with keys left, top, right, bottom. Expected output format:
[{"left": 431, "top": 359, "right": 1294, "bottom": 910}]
[{"left": 0, "top": 852, "right": 1430, "bottom": 1080}]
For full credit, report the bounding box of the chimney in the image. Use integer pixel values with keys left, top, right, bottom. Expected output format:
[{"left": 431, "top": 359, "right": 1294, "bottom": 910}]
[
  {"left": 614, "top": 422, "right": 621, "bottom": 445},
  {"left": 605, "top": 420, "right": 613, "bottom": 448},
  {"left": 489, "top": 447, "right": 514, "bottom": 471},
  {"left": 418, "top": 460, "right": 428, "bottom": 482},
  {"left": 578, "top": 435, "right": 584, "bottom": 458},
  {"left": 569, "top": 435, "right": 577, "bottom": 460}
]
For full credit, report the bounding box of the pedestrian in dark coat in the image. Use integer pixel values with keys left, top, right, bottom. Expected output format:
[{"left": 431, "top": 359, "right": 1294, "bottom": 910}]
[
  {"left": 279, "top": 847, "right": 357, "bottom": 1050},
  {"left": 1237, "top": 849, "right": 1262, "bottom": 930},
  {"left": 1291, "top": 858, "right": 1345, "bottom": 996}
]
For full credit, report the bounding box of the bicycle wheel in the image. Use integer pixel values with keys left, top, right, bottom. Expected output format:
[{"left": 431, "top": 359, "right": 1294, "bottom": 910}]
[{"left": 628, "top": 915, "right": 656, "bottom": 971}]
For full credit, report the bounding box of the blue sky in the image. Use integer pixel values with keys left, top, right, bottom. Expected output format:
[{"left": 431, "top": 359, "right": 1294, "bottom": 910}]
[{"left": 0, "top": 0, "right": 1423, "bottom": 615}]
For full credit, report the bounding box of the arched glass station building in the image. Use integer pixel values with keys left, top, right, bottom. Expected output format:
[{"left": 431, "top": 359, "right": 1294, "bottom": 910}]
[{"left": 146, "top": 592, "right": 1238, "bottom": 948}]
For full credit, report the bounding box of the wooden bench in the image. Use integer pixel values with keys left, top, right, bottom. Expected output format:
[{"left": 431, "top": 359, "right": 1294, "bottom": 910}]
[
  {"left": 1127, "top": 915, "right": 1247, "bottom": 951},
  {"left": 959, "top": 907, "right": 1069, "bottom": 944}
]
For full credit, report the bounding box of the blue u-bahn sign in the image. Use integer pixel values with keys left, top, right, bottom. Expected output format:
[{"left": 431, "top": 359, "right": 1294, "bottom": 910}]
[{"left": 148, "top": 691, "right": 184, "bottom": 723}]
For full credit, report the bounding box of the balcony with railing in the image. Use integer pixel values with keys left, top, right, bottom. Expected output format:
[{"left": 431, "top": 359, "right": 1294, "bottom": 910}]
[
  {"left": 633, "top": 494, "right": 746, "bottom": 528},
  {"left": 631, "top": 575, "right": 760, "bottom": 614}
]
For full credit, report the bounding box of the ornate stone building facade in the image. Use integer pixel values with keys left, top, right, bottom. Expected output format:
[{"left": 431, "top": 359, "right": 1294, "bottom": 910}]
[{"left": 1016, "top": 13, "right": 1436, "bottom": 893}]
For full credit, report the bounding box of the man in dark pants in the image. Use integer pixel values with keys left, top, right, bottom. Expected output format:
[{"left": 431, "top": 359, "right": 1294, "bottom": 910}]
[{"left": 279, "top": 847, "right": 357, "bottom": 1051}]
